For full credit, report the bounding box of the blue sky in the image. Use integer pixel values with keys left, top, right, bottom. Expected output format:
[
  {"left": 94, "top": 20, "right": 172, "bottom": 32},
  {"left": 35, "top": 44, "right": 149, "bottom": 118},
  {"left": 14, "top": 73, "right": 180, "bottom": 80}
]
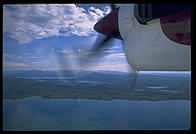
[
  {"left": 3, "top": 4, "right": 190, "bottom": 73},
  {"left": 3, "top": 4, "right": 131, "bottom": 72}
]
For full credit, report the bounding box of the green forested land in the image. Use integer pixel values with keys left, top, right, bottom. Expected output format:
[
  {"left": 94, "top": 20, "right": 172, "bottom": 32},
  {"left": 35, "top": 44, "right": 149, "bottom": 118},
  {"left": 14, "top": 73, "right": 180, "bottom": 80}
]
[{"left": 3, "top": 74, "right": 190, "bottom": 100}]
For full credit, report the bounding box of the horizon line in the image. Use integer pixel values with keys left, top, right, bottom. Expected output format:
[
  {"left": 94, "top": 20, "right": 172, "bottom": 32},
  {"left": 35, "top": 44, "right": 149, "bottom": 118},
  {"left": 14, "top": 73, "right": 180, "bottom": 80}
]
[{"left": 3, "top": 69, "right": 191, "bottom": 73}]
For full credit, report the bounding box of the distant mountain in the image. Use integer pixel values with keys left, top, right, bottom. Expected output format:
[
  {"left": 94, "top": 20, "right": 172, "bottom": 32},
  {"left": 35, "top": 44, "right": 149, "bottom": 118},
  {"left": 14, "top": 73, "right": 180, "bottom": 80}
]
[
  {"left": 3, "top": 70, "right": 128, "bottom": 78},
  {"left": 3, "top": 70, "right": 190, "bottom": 78},
  {"left": 3, "top": 70, "right": 57, "bottom": 77},
  {"left": 3, "top": 70, "right": 75, "bottom": 77},
  {"left": 93, "top": 70, "right": 128, "bottom": 75}
]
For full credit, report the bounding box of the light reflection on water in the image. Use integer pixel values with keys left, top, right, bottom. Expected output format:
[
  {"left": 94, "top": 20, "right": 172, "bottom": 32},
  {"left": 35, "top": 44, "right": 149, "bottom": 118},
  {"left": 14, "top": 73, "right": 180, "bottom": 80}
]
[{"left": 3, "top": 96, "right": 190, "bottom": 131}]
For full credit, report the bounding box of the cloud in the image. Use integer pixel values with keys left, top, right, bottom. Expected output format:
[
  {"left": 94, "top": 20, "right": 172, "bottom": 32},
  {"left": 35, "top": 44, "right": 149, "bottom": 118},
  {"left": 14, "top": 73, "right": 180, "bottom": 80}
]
[
  {"left": 60, "top": 49, "right": 73, "bottom": 54},
  {"left": 3, "top": 61, "right": 29, "bottom": 71},
  {"left": 111, "top": 45, "right": 122, "bottom": 49},
  {"left": 3, "top": 54, "right": 31, "bottom": 68},
  {"left": 3, "top": 4, "right": 110, "bottom": 44},
  {"left": 105, "top": 53, "right": 126, "bottom": 59},
  {"left": 79, "top": 61, "right": 131, "bottom": 72},
  {"left": 3, "top": 54, "right": 16, "bottom": 60},
  {"left": 3, "top": 53, "right": 24, "bottom": 60},
  {"left": 28, "top": 61, "right": 53, "bottom": 70},
  {"left": 31, "top": 61, "right": 50, "bottom": 66},
  {"left": 3, "top": 53, "right": 37, "bottom": 62},
  {"left": 103, "top": 6, "right": 111, "bottom": 15},
  {"left": 94, "top": 63, "right": 130, "bottom": 72}
]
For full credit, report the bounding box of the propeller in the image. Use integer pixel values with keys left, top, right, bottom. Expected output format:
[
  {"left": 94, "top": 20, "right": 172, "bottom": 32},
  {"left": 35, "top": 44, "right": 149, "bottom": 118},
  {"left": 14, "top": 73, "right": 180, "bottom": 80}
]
[
  {"left": 78, "top": 4, "right": 119, "bottom": 65},
  {"left": 127, "top": 67, "right": 138, "bottom": 90},
  {"left": 55, "top": 4, "right": 138, "bottom": 90},
  {"left": 78, "top": 4, "right": 138, "bottom": 90},
  {"left": 110, "top": 4, "right": 117, "bottom": 11},
  {"left": 51, "top": 48, "right": 78, "bottom": 83}
]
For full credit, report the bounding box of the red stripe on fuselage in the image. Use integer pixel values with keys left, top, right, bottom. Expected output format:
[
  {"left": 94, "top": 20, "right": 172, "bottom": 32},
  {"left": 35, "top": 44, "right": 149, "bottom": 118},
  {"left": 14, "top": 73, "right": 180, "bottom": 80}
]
[{"left": 160, "top": 9, "right": 191, "bottom": 46}]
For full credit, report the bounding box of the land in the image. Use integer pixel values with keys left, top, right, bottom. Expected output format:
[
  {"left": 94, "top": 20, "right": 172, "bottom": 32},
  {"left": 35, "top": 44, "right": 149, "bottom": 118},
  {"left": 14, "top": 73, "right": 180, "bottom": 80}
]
[{"left": 3, "top": 70, "right": 191, "bottom": 101}]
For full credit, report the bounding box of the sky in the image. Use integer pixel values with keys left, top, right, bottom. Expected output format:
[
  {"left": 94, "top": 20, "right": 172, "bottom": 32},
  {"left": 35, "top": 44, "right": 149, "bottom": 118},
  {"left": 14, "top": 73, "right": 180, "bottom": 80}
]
[
  {"left": 2, "top": 4, "right": 190, "bottom": 73},
  {"left": 3, "top": 4, "right": 133, "bottom": 72}
]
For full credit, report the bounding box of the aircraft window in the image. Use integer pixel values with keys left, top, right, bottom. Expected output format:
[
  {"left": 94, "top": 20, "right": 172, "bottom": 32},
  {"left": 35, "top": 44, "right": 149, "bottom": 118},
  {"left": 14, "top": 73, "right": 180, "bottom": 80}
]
[{"left": 134, "top": 4, "right": 190, "bottom": 25}]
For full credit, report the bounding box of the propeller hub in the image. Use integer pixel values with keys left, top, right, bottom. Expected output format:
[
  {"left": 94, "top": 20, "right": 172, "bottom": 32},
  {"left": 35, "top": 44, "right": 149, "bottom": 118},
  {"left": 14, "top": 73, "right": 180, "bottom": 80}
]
[{"left": 94, "top": 8, "right": 122, "bottom": 40}]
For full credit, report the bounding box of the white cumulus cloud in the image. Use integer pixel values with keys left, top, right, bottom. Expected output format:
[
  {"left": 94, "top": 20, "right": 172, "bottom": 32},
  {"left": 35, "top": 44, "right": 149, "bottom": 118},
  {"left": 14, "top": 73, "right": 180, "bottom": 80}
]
[{"left": 3, "top": 4, "right": 111, "bottom": 44}]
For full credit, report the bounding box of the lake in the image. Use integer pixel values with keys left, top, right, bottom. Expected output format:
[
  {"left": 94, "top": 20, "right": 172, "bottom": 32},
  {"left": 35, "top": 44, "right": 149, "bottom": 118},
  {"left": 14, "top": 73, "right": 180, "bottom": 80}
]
[{"left": 3, "top": 96, "right": 190, "bottom": 131}]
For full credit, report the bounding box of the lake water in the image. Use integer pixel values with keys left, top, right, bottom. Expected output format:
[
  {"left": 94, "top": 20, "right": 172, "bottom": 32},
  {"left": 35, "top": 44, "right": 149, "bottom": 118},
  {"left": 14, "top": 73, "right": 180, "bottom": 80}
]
[{"left": 3, "top": 96, "right": 190, "bottom": 131}]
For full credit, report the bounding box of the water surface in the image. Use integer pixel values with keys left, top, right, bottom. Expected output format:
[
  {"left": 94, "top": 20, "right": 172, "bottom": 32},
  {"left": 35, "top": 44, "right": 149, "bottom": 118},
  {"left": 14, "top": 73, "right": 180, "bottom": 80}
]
[{"left": 3, "top": 96, "right": 190, "bottom": 131}]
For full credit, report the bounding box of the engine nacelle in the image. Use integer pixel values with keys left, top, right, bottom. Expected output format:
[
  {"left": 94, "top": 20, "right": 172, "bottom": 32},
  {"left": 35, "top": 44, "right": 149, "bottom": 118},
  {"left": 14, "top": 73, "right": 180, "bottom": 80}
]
[{"left": 118, "top": 4, "right": 191, "bottom": 71}]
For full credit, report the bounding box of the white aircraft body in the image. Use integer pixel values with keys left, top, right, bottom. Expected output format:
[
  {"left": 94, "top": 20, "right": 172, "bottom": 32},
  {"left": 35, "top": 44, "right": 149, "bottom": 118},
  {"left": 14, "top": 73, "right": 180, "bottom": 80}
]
[{"left": 93, "top": 4, "right": 191, "bottom": 71}]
